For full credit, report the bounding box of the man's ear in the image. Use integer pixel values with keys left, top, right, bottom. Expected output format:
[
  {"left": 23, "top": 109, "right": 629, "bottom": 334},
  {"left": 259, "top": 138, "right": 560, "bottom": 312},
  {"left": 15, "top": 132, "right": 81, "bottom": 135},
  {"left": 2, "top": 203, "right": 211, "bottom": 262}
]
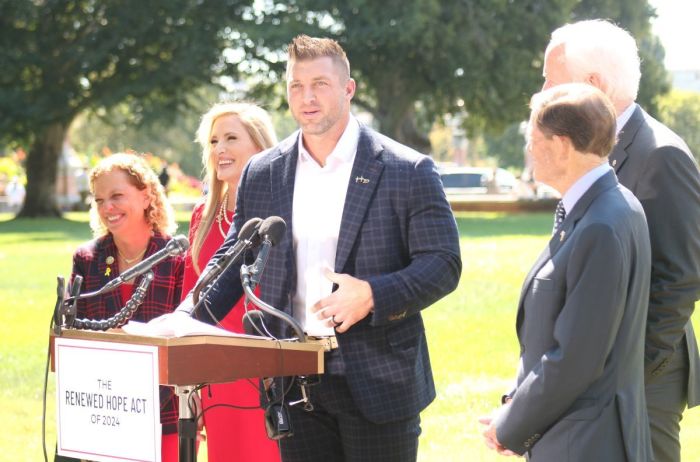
[
  {"left": 345, "top": 78, "right": 356, "bottom": 100},
  {"left": 586, "top": 73, "right": 606, "bottom": 93}
]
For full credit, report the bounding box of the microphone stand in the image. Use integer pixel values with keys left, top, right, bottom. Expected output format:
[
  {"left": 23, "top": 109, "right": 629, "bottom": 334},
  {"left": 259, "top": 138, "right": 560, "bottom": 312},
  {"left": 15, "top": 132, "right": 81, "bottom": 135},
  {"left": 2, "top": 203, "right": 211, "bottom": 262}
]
[
  {"left": 192, "top": 236, "right": 259, "bottom": 306},
  {"left": 53, "top": 272, "right": 155, "bottom": 332},
  {"left": 176, "top": 385, "right": 198, "bottom": 462},
  {"left": 240, "top": 264, "right": 305, "bottom": 342}
]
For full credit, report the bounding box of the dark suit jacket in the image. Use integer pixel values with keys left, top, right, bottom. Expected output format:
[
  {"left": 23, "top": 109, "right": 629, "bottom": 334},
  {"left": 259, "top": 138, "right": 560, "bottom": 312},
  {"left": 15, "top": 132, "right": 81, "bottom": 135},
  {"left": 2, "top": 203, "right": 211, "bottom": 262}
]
[
  {"left": 611, "top": 105, "right": 700, "bottom": 407},
  {"left": 71, "top": 233, "right": 185, "bottom": 434},
  {"left": 494, "top": 172, "right": 652, "bottom": 461},
  {"left": 198, "top": 125, "right": 462, "bottom": 424}
]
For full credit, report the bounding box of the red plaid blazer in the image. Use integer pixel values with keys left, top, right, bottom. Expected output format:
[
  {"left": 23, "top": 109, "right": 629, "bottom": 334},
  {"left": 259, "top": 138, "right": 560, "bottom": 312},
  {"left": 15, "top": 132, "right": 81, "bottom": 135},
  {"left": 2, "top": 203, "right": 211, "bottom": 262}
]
[{"left": 70, "top": 232, "right": 185, "bottom": 434}]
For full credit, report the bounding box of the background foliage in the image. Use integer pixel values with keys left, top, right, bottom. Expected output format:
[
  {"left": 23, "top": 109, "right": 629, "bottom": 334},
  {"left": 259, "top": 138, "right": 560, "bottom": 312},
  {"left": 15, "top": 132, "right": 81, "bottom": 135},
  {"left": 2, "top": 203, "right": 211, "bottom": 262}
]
[
  {"left": 0, "top": 0, "right": 683, "bottom": 216},
  {"left": 657, "top": 90, "right": 700, "bottom": 163}
]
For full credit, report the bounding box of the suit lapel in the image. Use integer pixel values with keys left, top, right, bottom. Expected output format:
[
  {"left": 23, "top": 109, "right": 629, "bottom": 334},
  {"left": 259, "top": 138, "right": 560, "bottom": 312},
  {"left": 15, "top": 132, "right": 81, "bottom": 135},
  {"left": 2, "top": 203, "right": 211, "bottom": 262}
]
[
  {"left": 515, "top": 171, "right": 619, "bottom": 331},
  {"left": 610, "top": 105, "right": 643, "bottom": 173},
  {"left": 270, "top": 135, "right": 299, "bottom": 294},
  {"left": 334, "top": 127, "right": 384, "bottom": 272}
]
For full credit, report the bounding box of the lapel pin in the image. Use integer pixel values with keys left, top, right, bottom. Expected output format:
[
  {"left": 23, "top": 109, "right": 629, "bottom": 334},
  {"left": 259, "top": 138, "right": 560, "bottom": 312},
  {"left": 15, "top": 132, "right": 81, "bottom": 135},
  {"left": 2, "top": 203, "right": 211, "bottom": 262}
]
[
  {"left": 612, "top": 159, "right": 617, "bottom": 167},
  {"left": 355, "top": 176, "right": 370, "bottom": 184},
  {"left": 105, "top": 256, "right": 114, "bottom": 276},
  {"left": 559, "top": 230, "right": 566, "bottom": 242}
]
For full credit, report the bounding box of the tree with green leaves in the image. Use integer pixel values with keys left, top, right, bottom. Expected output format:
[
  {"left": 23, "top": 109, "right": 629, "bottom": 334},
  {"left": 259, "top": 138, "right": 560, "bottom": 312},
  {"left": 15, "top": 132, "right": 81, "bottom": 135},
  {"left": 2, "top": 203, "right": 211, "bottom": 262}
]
[
  {"left": 0, "top": 0, "right": 250, "bottom": 217},
  {"left": 236, "top": 0, "right": 579, "bottom": 153},
  {"left": 657, "top": 90, "right": 700, "bottom": 163},
  {"left": 235, "top": 0, "right": 666, "bottom": 157},
  {"left": 479, "top": 0, "right": 669, "bottom": 169}
]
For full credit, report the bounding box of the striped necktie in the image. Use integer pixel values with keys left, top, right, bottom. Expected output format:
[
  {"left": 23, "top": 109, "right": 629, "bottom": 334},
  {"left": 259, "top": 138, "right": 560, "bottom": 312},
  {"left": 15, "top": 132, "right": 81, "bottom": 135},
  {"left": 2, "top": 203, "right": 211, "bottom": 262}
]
[{"left": 552, "top": 200, "right": 566, "bottom": 235}]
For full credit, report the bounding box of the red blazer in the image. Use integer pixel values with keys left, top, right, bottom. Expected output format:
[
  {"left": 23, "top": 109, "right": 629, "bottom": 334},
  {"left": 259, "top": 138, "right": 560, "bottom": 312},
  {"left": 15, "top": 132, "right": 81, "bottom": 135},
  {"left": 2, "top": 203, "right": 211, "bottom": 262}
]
[{"left": 71, "top": 232, "right": 185, "bottom": 434}]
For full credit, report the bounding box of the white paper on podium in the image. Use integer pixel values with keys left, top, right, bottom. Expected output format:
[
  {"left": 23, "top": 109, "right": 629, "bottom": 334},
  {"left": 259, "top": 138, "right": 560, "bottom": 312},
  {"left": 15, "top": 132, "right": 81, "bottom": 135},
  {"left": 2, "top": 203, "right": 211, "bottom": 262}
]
[
  {"left": 55, "top": 338, "right": 161, "bottom": 462},
  {"left": 121, "top": 312, "right": 265, "bottom": 339}
]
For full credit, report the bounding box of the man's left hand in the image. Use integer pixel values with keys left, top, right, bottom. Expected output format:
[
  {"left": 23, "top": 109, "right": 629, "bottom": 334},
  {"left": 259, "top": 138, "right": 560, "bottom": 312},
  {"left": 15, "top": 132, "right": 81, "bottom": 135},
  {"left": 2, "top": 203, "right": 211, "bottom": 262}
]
[
  {"left": 311, "top": 269, "right": 374, "bottom": 334},
  {"left": 478, "top": 415, "right": 518, "bottom": 456}
]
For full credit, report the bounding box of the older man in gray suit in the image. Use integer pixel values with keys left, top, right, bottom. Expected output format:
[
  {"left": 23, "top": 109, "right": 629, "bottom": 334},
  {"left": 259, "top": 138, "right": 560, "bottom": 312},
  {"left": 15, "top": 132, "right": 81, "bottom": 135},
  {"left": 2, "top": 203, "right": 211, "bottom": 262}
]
[
  {"left": 481, "top": 84, "right": 652, "bottom": 460},
  {"left": 541, "top": 20, "right": 700, "bottom": 461}
]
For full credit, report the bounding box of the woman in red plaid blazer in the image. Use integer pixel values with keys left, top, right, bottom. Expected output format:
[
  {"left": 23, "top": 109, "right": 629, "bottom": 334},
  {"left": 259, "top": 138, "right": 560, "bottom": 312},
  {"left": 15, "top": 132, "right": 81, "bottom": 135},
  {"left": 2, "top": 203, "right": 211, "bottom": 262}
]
[{"left": 60, "top": 153, "right": 184, "bottom": 462}]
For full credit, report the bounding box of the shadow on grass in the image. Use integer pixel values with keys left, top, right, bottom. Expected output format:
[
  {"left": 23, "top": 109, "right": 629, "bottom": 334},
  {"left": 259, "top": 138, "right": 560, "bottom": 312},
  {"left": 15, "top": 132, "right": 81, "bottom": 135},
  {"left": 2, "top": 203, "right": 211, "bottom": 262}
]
[{"left": 456, "top": 212, "right": 551, "bottom": 238}]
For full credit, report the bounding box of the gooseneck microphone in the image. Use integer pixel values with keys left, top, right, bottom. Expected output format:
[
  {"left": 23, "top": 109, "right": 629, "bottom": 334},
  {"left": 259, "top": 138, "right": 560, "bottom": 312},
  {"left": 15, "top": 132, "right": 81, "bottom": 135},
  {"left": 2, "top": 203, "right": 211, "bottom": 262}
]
[
  {"left": 248, "top": 216, "right": 287, "bottom": 289},
  {"left": 66, "top": 235, "right": 189, "bottom": 301},
  {"left": 107, "top": 235, "right": 189, "bottom": 288},
  {"left": 191, "top": 217, "right": 263, "bottom": 305},
  {"left": 240, "top": 216, "right": 305, "bottom": 341}
]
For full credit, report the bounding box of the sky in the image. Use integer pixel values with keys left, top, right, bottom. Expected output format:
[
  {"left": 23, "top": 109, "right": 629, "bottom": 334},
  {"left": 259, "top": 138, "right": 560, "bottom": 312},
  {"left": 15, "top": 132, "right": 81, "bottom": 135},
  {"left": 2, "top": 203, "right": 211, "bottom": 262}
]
[{"left": 648, "top": 0, "right": 700, "bottom": 70}]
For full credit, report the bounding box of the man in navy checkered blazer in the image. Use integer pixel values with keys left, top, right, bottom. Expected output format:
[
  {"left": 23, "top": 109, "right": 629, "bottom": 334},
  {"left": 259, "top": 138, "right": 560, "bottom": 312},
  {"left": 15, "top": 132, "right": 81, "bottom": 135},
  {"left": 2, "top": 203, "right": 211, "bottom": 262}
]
[{"left": 179, "top": 35, "right": 461, "bottom": 461}]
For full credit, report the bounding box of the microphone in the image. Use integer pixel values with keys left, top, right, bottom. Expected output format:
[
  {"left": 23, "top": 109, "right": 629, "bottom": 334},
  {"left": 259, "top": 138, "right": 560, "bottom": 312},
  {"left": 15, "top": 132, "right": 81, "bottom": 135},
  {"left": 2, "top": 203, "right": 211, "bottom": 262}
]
[
  {"left": 248, "top": 216, "right": 286, "bottom": 288},
  {"left": 239, "top": 216, "right": 304, "bottom": 341},
  {"left": 191, "top": 217, "right": 263, "bottom": 305},
  {"left": 102, "top": 235, "right": 189, "bottom": 291}
]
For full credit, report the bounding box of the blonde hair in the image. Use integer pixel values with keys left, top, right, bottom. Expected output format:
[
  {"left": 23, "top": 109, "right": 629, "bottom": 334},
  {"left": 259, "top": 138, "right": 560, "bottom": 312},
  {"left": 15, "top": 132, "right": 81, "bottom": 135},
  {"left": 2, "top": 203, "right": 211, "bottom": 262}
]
[
  {"left": 191, "top": 102, "right": 277, "bottom": 274},
  {"left": 286, "top": 34, "right": 350, "bottom": 81},
  {"left": 88, "top": 153, "right": 176, "bottom": 237}
]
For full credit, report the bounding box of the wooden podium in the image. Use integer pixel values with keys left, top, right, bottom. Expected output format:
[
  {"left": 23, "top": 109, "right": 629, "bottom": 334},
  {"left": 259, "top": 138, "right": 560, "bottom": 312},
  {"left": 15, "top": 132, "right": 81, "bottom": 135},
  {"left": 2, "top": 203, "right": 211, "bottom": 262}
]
[
  {"left": 51, "top": 328, "right": 324, "bottom": 384},
  {"left": 51, "top": 329, "right": 324, "bottom": 461}
]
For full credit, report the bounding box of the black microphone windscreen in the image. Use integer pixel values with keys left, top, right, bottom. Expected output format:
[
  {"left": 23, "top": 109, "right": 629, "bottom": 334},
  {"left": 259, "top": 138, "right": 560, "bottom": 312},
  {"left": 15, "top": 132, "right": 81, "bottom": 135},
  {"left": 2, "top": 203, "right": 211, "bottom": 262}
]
[
  {"left": 259, "top": 216, "right": 286, "bottom": 245},
  {"left": 167, "top": 235, "right": 190, "bottom": 255},
  {"left": 238, "top": 217, "right": 263, "bottom": 242}
]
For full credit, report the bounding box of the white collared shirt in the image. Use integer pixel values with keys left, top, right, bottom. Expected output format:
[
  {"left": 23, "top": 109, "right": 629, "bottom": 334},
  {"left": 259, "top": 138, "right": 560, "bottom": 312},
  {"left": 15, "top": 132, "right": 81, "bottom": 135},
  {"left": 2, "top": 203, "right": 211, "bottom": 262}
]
[
  {"left": 616, "top": 103, "right": 637, "bottom": 135},
  {"left": 561, "top": 162, "right": 613, "bottom": 215},
  {"left": 292, "top": 115, "right": 360, "bottom": 336}
]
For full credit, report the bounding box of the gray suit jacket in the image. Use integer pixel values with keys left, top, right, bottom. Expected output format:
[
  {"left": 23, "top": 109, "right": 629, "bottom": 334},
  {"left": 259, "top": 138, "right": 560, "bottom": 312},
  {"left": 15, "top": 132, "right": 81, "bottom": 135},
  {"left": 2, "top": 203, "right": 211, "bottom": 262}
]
[
  {"left": 611, "top": 105, "right": 700, "bottom": 407},
  {"left": 494, "top": 171, "right": 652, "bottom": 461}
]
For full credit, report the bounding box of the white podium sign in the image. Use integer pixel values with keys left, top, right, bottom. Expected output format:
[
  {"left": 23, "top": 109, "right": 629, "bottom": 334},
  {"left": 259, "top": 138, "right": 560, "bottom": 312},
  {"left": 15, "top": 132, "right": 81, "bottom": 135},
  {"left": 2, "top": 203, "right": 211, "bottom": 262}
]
[{"left": 55, "top": 337, "right": 162, "bottom": 462}]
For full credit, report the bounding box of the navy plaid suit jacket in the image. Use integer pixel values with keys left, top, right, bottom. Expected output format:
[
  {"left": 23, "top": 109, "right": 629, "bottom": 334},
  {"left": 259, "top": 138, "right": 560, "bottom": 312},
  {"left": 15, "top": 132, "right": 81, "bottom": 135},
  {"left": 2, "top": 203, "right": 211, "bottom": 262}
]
[
  {"left": 71, "top": 232, "right": 184, "bottom": 434},
  {"left": 200, "top": 125, "right": 462, "bottom": 424}
]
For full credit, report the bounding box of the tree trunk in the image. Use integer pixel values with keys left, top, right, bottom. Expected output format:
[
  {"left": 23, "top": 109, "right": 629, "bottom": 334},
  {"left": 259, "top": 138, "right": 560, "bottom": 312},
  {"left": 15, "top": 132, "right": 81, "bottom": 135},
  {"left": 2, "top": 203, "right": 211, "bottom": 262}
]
[
  {"left": 398, "top": 107, "right": 432, "bottom": 154},
  {"left": 18, "top": 121, "right": 67, "bottom": 218},
  {"left": 375, "top": 95, "right": 432, "bottom": 155}
]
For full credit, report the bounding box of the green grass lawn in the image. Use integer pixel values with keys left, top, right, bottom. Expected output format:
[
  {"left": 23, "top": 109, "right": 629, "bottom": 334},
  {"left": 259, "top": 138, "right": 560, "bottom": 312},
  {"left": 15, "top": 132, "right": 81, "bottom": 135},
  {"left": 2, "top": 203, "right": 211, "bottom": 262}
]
[{"left": 0, "top": 211, "right": 698, "bottom": 461}]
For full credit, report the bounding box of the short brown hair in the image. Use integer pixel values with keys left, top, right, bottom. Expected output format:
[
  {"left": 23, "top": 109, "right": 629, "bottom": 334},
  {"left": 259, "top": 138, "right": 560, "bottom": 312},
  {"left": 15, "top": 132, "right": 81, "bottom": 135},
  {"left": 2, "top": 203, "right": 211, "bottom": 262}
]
[
  {"left": 286, "top": 34, "right": 350, "bottom": 80},
  {"left": 530, "top": 83, "right": 616, "bottom": 157}
]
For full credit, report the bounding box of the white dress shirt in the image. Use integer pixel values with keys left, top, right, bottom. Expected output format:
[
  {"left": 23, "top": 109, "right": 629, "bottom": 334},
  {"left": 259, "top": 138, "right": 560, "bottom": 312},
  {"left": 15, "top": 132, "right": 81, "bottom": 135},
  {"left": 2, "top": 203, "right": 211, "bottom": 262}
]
[
  {"left": 561, "top": 162, "right": 613, "bottom": 215},
  {"left": 292, "top": 116, "right": 360, "bottom": 336},
  {"left": 616, "top": 103, "right": 636, "bottom": 135}
]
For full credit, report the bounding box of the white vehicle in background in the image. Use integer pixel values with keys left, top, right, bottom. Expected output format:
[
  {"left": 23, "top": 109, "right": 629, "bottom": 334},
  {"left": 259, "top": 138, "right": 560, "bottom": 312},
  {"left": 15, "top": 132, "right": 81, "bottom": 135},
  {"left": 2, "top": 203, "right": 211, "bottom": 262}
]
[{"left": 438, "top": 166, "right": 518, "bottom": 196}]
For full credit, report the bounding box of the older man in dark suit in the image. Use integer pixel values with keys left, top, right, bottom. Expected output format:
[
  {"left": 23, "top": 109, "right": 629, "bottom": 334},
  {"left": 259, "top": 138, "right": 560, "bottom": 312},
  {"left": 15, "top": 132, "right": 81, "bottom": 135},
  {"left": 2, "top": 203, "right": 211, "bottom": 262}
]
[
  {"left": 542, "top": 20, "right": 700, "bottom": 461},
  {"left": 177, "top": 35, "right": 461, "bottom": 462},
  {"left": 481, "top": 84, "right": 652, "bottom": 460}
]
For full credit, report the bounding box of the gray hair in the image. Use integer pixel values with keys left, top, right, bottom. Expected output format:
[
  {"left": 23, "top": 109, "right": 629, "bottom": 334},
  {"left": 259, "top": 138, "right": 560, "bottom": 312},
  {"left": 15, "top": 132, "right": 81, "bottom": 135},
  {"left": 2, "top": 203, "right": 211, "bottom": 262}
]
[{"left": 546, "top": 19, "right": 641, "bottom": 105}]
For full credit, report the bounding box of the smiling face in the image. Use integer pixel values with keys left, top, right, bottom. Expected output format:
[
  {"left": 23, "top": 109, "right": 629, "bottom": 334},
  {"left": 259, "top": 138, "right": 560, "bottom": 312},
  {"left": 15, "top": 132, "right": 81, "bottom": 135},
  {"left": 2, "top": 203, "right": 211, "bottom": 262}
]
[
  {"left": 286, "top": 56, "right": 355, "bottom": 138},
  {"left": 209, "top": 114, "right": 261, "bottom": 187},
  {"left": 92, "top": 169, "right": 150, "bottom": 237}
]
